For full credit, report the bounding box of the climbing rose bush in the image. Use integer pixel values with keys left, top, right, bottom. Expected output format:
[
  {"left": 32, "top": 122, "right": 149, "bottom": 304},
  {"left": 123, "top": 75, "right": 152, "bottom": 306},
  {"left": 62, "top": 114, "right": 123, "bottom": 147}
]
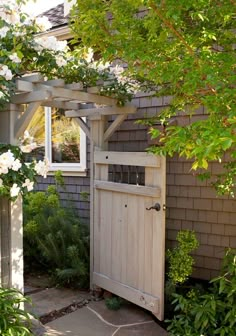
[
  {"left": 0, "top": 131, "right": 49, "bottom": 199},
  {"left": 0, "top": 0, "right": 69, "bottom": 106},
  {"left": 0, "top": 0, "right": 140, "bottom": 107}
]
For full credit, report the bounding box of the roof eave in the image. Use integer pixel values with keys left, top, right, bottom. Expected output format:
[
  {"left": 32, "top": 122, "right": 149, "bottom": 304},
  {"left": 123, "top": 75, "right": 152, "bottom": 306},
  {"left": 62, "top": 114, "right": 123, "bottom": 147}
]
[{"left": 38, "top": 25, "right": 72, "bottom": 40}]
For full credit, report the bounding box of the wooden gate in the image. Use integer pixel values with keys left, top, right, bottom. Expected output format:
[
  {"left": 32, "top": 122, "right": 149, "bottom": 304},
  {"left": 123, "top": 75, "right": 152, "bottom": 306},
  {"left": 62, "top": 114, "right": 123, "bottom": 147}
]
[{"left": 92, "top": 150, "right": 166, "bottom": 320}]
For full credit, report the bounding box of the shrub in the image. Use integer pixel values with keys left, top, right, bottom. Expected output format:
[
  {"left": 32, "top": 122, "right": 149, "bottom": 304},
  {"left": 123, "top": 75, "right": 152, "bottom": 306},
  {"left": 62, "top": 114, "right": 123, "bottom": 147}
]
[
  {"left": 0, "top": 287, "right": 33, "bottom": 336},
  {"left": 23, "top": 174, "right": 89, "bottom": 288},
  {"left": 167, "top": 230, "right": 199, "bottom": 286},
  {"left": 167, "top": 248, "right": 236, "bottom": 336}
]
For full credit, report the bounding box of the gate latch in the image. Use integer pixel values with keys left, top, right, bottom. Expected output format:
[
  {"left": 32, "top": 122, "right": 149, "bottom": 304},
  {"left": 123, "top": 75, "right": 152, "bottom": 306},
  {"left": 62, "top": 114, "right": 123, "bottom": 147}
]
[{"left": 146, "top": 203, "right": 161, "bottom": 211}]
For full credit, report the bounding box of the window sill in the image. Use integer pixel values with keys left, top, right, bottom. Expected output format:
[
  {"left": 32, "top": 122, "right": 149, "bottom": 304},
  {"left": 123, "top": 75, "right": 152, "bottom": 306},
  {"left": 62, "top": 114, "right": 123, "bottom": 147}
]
[{"left": 47, "top": 165, "right": 88, "bottom": 177}]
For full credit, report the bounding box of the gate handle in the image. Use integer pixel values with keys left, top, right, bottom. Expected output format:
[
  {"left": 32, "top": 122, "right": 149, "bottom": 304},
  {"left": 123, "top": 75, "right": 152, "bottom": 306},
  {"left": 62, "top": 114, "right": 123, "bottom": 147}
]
[{"left": 146, "top": 203, "right": 161, "bottom": 211}]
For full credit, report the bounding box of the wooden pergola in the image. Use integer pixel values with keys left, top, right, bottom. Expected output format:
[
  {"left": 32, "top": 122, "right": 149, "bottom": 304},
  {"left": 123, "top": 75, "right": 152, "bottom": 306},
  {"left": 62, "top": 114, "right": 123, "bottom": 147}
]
[{"left": 0, "top": 74, "right": 136, "bottom": 292}]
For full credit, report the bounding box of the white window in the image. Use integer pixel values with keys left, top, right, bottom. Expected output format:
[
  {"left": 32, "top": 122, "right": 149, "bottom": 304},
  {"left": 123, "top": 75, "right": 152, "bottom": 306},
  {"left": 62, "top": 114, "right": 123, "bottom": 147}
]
[{"left": 26, "top": 106, "right": 87, "bottom": 175}]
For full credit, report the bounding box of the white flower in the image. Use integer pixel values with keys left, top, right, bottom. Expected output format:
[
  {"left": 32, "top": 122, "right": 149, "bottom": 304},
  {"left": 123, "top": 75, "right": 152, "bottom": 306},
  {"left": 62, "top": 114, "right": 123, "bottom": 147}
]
[
  {"left": 10, "top": 183, "right": 20, "bottom": 198},
  {"left": 84, "top": 48, "right": 94, "bottom": 63},
  {"left": 23, "top": 178, "right": 34, "bottom": 191},
  {"left": 12, "top": 159, "right": 22, "bottom": 171},
  {"left": 34, "top": 36, "right": 68, "bottom": 52},
  {"left": 20, "top": 131, "right": 37, "bottom": 153},
  {"left": 0, "top": 150, "right": 15, "bottom": 168},
  {"left": 35, "top": 16, "right": 52, "bottom": 31},
  {"left": 88, "top": 61, "right": 110, "bottom": 72},
  {"left": 0, "top": 7, "right": 20, "bottom": 25},
  {"left": 0, "top": 178, "right": 3, "bottom": 187},
  {"left": 0, "top": 65, "right": 13, "bottom": 81},
  {"left": 109, "top": 64, "right": 125, "bottom": 77},
  {"left": 9, "top": 52, "right": 21, "bottom": 64},
  {"left": 0, "top": 165, "right": 8, "bottom": 174},
  {"left": 55, "top": 56, "right": 67, "bottom": 67},
  {"left": 0, "top": 26, "right": 9, "bottom": 38},
  {"left": 34, "top": 158, "right": 49, "bottom": 178},
  {"left": 20, "top": 142, "right": 37, "bottom": 153}
]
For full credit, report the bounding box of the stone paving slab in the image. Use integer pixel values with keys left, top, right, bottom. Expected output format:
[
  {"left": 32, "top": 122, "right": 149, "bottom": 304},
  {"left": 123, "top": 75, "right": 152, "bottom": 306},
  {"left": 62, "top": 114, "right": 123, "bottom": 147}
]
[
  {"left": 45, "top": 300, "right": 168, "bottom": 336},
  {"left": 25, "top": 288, "right": 90, "bottom": 317},
  {"left": 115, "top": 321, "right": 168, "bottom": 336},
  {"left": 88, "top": 300, "right": 153, "bottom": 325},
  {"left": 45, "top": 306, "right": 117, "bottom": 336}
]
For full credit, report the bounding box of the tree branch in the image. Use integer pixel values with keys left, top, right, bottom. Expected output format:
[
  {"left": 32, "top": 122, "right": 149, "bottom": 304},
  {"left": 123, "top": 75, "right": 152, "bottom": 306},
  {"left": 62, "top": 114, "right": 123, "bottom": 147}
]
[{"left": 148, "top": 1, "right": 195, "bottom": 56}]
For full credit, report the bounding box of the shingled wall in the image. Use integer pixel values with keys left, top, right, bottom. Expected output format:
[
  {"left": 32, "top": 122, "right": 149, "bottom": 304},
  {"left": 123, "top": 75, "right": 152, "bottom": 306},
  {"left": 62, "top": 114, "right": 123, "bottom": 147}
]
[{"left": 37, "top": 93, "right": 236, "bottom": 280}]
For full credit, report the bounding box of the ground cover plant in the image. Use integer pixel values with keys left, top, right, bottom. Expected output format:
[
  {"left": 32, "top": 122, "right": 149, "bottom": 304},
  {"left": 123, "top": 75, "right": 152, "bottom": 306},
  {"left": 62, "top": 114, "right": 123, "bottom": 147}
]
[
  {"left": 0, "top": 287, "right": 33, "bottom": 336},
  {"left": 23, "top": 173, "right": 89, "bottom": 288},
  {"left": 166, "top": 248, "right": 236, "bottom": 336}
]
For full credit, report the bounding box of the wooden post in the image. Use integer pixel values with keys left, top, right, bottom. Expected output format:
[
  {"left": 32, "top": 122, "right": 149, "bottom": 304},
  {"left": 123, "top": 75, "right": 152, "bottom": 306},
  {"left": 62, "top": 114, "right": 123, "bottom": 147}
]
[
  {"left": 0, "top": 104, "right": 24, "bottom": 291},
  {"left": 89, "top": 115, "right": 108, "bottom": 289}
]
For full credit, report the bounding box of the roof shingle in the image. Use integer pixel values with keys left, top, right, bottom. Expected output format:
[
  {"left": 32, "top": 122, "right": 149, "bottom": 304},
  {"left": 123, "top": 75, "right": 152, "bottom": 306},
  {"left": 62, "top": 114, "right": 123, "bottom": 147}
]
[{"left": 40, "top": 3, "right": 68, "bottom": 28}]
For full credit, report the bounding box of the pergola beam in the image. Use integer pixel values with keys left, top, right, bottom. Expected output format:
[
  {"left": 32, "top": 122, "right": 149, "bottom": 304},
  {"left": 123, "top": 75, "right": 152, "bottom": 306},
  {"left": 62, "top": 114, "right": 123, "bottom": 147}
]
[
  {"left": 11, "top": 90, "right": 52, "bottom": 104},
  {"left": 15, "top": 79, "right": 118, "bottom": 106},
  {"left": 66, "top": 105, "right": 136, "bottom": 118}
]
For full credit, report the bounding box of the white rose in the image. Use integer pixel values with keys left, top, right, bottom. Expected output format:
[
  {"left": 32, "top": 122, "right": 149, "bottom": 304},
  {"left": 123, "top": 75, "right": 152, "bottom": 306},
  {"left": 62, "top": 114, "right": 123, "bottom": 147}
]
[
  {"left": 10, "top": 183, "right": 20, "bottom": 198},
  {"left": 55, "top": 56, "right": 67, "bottom": 67},
  {"left": 0, "top": 26, "right": 9, "bottom": 38},
  {"left": 9, "top": 52, "right": 21, "bottom": 64},
  {"left": 34, "top": 158, "right": 49, "bottom": 178},
  {"left": 0, "top": 65, "right": 13, "bottom": 81},
  {"left": 12, "top": 159, "right": 22, "bottom": 171},
  {"left": 23, "top": 178, "right": 34, "bottom": 191},
  {"left": 0, "top": 165, "right": 9, "bottom": 174},
  {"left": 35, "top": 16, "right": 52, "bottom": 31},
  {"left": 0, "top": 178, "right": 3, "bottom": 187},
  {"left": 20, "top": 142, "right": 37, "bottom": 153},
  {"left": 0, "top": 150, "right": 15, "bottom": 168}
]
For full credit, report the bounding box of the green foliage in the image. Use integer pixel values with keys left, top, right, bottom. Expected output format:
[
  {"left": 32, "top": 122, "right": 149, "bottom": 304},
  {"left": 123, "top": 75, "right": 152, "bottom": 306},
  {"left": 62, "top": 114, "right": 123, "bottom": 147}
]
[
  {"left": 167, "top": 230, "right": 199, "bottom": 285},
  {"left": 71, "top": 0, "right": 236, "bottom": 195},
  {"left": 23, "top": 181, "right": 89, "bottom": 288},
  {"left": 105, "top": 297, "right": 123, "bottom": 311},
  {"left": 0, "top": 287, "right": 33, "bottom": 336},
  {"left": 167, "top": 249, "right": 236, "bottom": 336}
]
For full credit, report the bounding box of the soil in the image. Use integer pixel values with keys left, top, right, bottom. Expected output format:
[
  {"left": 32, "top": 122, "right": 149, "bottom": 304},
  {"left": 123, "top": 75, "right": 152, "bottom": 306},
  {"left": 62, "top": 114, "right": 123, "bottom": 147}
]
[{"left": 39, "top": 299, "right": 90, "bottom": 325}]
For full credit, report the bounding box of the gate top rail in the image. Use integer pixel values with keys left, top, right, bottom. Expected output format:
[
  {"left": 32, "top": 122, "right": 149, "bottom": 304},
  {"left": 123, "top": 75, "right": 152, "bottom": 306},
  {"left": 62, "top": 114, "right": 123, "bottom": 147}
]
[{"left": 94, "top": 151, "right": 161, "bottom": 167}]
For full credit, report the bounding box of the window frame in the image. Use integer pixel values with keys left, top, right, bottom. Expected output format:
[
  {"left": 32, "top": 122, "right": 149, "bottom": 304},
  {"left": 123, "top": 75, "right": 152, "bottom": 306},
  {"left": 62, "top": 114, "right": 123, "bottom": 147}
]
[{"left": 44, "top": 106, "right": 87, "bottom": 175}]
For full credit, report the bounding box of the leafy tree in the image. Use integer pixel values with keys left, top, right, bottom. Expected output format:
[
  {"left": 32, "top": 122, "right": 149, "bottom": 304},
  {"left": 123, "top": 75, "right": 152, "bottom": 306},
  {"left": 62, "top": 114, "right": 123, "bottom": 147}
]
[{"left": 70, "top": 0, "right": 236, "bottom": 194}]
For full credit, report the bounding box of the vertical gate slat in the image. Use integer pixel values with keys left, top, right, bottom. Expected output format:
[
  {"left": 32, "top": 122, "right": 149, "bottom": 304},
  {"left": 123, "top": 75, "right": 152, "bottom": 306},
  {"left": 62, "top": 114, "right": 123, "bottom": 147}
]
[
  {"left": 100, "top": 190, "right": 112, "bottom": 277},
  {"left": 111, "top": 193, "right": 122, "bottom": 282},
  {"left": 137, "top": 196, "right": 145, "bottom": 292},
  {"left": 127, "top": 195, "right": 138, "bottom": 288},
  {"left": 120, "top": 193, "right": 128, "bottom": 284}
]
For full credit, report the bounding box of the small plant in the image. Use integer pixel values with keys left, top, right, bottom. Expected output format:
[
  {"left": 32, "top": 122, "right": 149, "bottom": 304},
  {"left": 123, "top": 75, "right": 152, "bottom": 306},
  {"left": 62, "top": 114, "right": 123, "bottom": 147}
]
[
  {"left": 0, "top": 287, "right": 33, "bottom": 336},
  {"left": 105, "top": 297, "right": 123, "bottom": 311},
  {"left": 167, "top": 248, "right": 236, "bottom": 336},
  {"left": 23, "top": 175, "right": 89, "bottom": 288},
  {"left": 167, "top": 230, "right": 199, "bottom": 285}
]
